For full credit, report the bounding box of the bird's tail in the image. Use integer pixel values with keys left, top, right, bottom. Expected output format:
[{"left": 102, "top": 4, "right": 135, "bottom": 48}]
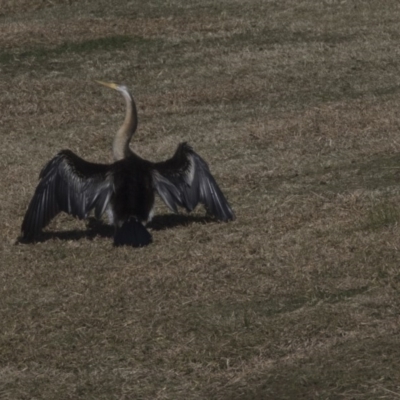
[{"left": 114, "top": 218, "right": 152, "bottom": 247}]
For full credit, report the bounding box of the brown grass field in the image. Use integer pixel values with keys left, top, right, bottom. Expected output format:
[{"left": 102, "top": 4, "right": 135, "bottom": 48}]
[{"left": 2, "top": 0, "right": 400, "bottom": 398}]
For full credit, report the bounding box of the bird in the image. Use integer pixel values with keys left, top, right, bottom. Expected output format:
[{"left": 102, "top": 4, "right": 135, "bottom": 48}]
[{"left": 20, "top": 81, "right": 235, "bottom": 247}]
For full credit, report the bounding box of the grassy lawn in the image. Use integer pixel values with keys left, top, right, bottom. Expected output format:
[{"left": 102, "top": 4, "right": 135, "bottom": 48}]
[{"left": 1, "top": 0, "right": 400, "bottom": 398}]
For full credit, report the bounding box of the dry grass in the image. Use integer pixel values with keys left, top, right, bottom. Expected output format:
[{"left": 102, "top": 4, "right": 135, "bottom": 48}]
[{"left": 2, "top": 0, "right": 400, "bottom": 398}]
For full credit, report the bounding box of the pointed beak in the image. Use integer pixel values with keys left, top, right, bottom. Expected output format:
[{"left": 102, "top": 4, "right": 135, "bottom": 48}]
[{"left": 95, "top": 80, "right": 119, "bottom": 90}]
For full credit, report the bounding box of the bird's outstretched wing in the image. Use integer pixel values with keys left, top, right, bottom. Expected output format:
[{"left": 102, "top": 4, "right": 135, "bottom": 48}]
[
  {"left": 21, "top": 150, "right": 114, "bottom": 240},
  {"left": 152, "top": 143, "right": 235, "bottom": 221}
]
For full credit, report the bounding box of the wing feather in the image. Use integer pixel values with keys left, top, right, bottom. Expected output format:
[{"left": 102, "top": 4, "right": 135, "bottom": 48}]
[
  {"left": 21, "top": 150, "right": 114, "bottom": 240},
  {"left": 152, "top": 143, "right": 235, "bottom": 221}
]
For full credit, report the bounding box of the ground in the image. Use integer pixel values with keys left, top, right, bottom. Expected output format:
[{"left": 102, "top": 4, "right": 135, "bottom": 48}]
[{"left": 1, "top": 0, "right": 400, "bottom": 399}]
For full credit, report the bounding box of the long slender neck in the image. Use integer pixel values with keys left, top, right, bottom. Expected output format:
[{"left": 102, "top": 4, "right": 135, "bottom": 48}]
[{"left": 113, "top": 88, "right": 138, "bottom": 161}]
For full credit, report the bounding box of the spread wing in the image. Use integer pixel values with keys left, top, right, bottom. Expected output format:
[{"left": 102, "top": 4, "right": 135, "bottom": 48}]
[
  {"left": 152, "top": 143, "right": 235, "bottom": 221},
  {"left": 21, "top": 150, "right": 114, "bottom": 240}
]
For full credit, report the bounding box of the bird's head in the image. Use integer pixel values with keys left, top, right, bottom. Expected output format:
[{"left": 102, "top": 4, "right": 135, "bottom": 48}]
[
  {"left": 95, "top": 80, "right": 133, "bottom": 105},
  {"left": 95, "top": 80, "right": 128, "bottom": 93}
]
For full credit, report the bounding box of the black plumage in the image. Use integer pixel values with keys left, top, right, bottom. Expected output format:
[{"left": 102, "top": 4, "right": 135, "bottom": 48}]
[{"left": 21, "top": 82, "right": 235, "bottom": 246}]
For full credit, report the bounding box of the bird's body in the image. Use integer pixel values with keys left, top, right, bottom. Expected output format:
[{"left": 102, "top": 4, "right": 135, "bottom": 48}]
[{"left": 21, "top": 82, "right": 235, "bottom": 246}]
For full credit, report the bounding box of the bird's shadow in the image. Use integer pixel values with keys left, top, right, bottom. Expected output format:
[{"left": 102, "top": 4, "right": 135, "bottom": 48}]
[
  {"left": 17, "top": 218, "right": 114, "bottom": 244},
  {"left": 17, "top": 214, "right": 214, "bottom": 244},
  {"left": 148, "top": 213, "right": 214, "bottom": 231}
]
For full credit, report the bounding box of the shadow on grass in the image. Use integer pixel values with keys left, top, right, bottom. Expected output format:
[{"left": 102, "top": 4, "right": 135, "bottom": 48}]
[
  {"left": 0, "top": 35, "right": 132, "bottom": 65},
  {"left": 17, "top": 218, "right": 114, "bottom": 244},
  {"left": 148, "top": 213, "right": 214, "bottom": 231},
  {"left": 17, "top": 214, "right": 215, "bottom": 244}
]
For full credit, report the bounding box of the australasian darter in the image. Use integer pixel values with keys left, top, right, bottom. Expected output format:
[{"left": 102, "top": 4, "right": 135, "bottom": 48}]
[{"left": 21, "top": 81, "right": 235, "bottom": 246}]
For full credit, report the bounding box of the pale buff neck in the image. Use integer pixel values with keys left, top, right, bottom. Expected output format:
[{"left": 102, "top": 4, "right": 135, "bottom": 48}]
[{"left": 112, "top": 88, "right": 138, "bottom": 161}]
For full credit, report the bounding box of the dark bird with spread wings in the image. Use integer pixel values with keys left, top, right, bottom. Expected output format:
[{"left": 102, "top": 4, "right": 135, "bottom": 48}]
[{"left": 21, "top": 81, "right": 235, "bottom": 247}]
